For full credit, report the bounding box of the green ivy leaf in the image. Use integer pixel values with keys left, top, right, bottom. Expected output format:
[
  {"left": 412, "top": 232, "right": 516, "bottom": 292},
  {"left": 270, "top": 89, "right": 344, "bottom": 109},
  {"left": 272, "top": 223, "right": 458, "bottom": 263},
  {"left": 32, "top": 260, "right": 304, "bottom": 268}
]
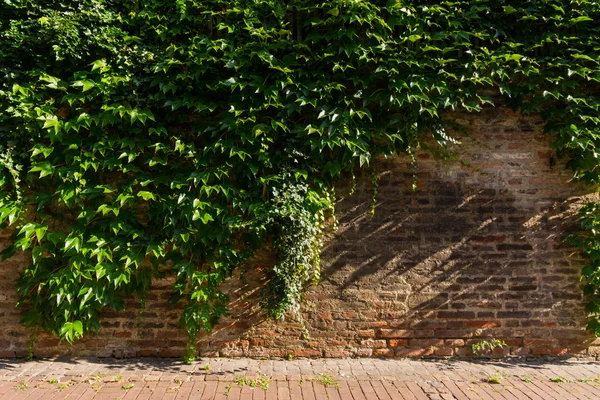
[
  {"left": 137, "top": 191, "right": 155, "bottom": 201},
  {"left": 29, "top": 161, "right": 55, "bottom": 178},
  {"left": 570, "top": 16, "right": 593, "bottom": 24},
  {"left": 72, "top": 80, "right": 96, "bottom": 92}
]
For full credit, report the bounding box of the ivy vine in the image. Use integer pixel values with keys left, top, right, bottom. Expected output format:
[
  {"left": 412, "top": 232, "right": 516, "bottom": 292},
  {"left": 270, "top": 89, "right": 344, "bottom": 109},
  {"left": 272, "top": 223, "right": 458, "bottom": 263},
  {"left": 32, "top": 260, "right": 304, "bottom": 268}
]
[{"left": 2, "top": 0, "right": 600, "bottom": 361}]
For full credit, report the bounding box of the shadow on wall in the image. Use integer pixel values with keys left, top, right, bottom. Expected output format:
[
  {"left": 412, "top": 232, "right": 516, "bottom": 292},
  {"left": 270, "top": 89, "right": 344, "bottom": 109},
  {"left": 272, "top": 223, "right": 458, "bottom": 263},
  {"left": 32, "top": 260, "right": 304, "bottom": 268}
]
[
  {"left": 314, "top": 165, "right": 591, "bottom": 357},
  {"left": 195, "top": 110, "right": 599, "bottom": 359}
]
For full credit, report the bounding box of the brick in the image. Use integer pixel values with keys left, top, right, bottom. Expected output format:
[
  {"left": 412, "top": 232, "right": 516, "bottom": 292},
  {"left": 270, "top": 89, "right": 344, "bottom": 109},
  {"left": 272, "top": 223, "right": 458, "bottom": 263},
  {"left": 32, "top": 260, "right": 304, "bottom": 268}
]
[
  {"left": 444, "top": 339, "right": 465, "bottom": 347},
  {"left": 410, "top": 320, "right": 447, "bottom": 329},
  {"left": 504, "top": 339, "right": 523, "bottom": 346},
  {"left": 434, "top": 348, "right": 454, "bottom": 356},
  {"left": 357, "top": 339, "right": 386, "bottom": 349},
  {"left": 136, "top": 340, "right": 167, "bottom": 348},
  {"left": 408, "top": 339, "right": 444, "bottom": 347},
  {"left": 352, "top": 321, "right": 387, "bottom": 329},
  {"left": 220, "top": 348, "right": 245, "bottom": 357},
  {"left": 156, "top": 330, "right": 186, "bottom": 339},
  {"left": 159, "top": 348, "right": 184, "bottom": 357},
  {"left": 354, "top": 348, "right": 374, "bottom": 357},
  {"left": 82, "top": 339, "right": 105, "bottom": 348},
  {"left": 523, "top": 339, "right": 559, "bottom": 347},
  {"left": 454, "top": 347, "right": 474, "bottom": 356},
  {"left": 447, "top": 321, "right": 466, "bottom": 329},
  {"left": 323, "top": 350, "right": 352, "bottom": 358},
  {"left": 317, "top": 312, "right": 332, "bottom": 320},
  {"left": 530, "top": 348, "right": 553, "bottom": 355},
  {"left": 379, "top": 329, "right": 413, "bottom": 338},
  {"left": 466, "top": 321, "right": 501, "bottom": 328},
  {"left": 510, "top": 347, "right": 530, "bottom": 356},
  {"left": 292, "top": 349, "right": 322, "bottom": 357},
  {"left": 437, "top": 311, "right": 476, "bottom": 319},
  {"left": 0, "top": 350, "right": 15, "bottom": 358},
  {"left": 497, "top": 244, "right": 533, "bottom": 251},
  {"left": 435, "top": 330, "right": 473, "bottom": 339},
  {"left": 374, "top": 348, "right": 394, "bottom": 357},
  {"left": 395, "top": 348, "right": 434, "bottom": 357},
  {"left": 388, "top": 320, "right": 410, "bottom": 328},
  {"left": 497, "top": 311, "right": 531, "bottom": 319},
  {"left": 358, "top": 329, "right": 376, "bottom": 338}
]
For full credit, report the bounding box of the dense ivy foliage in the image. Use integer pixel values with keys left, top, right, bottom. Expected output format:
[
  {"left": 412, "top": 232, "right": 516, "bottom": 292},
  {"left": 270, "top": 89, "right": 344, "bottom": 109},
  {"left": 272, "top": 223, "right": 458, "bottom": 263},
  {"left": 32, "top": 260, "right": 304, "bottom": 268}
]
[{"left": 2, "top": 0, "right": 600, "bottom": 359}]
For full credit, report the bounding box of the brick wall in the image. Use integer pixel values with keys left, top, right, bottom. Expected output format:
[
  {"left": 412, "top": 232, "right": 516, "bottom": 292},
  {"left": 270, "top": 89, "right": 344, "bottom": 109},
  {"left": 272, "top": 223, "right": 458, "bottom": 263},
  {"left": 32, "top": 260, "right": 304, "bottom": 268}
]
[{"left": 1, "top": 106, "right": 599, "bottom": 359}]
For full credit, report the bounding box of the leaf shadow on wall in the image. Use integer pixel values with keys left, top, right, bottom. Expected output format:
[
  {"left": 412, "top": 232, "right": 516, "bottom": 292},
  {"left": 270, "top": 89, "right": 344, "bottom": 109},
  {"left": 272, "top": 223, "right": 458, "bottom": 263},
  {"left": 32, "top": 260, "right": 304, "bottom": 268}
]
[
  {"left": 191, "top": 152, "right": 596, "bottom": 359},
  {"left": 314, "top": 156, "right": 594, "bottom": 357}
]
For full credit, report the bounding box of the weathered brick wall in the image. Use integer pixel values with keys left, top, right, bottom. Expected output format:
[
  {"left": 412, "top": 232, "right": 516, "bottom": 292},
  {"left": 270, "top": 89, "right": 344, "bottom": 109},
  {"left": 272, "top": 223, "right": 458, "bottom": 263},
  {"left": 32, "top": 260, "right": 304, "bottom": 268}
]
[{"left": 1, "top": 106, "right": 599, "bottom": 359}]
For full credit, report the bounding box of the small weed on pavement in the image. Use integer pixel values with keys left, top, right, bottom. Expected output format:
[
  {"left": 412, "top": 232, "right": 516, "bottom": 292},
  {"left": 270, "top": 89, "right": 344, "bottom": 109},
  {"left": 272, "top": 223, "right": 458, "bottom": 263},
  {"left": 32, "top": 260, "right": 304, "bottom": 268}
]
[
  {"left": 14, "top": 380, "right": 29, "bottom": 391},
  {"left": 311, "top": 372, "right": 339, "bottom": 388},
  {"left": 234, "top": 376, "right": 270, "bottom": 390},
  {"left": 486, "top": 371, "right": 503, "bottom": 384}
]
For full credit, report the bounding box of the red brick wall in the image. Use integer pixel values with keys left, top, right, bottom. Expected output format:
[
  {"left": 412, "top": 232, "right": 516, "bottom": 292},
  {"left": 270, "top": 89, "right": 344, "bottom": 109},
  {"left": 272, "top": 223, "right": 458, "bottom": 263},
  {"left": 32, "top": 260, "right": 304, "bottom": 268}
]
[{"left": 1, "top": 106, "right": 599, "bottom": 358}]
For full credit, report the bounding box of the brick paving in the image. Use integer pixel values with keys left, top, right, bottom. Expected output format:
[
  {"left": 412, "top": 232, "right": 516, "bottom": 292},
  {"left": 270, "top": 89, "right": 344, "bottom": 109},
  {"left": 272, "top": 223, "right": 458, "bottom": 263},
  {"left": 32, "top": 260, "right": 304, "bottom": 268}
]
[{"left": 1, "top": 357, "right": 600, "bottom": 399}]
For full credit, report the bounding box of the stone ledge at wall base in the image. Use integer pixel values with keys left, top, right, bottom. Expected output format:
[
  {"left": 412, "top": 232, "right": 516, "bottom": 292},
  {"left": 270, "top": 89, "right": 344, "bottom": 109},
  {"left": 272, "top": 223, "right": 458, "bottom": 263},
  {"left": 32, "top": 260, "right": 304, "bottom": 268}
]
[
  {"left": 0, "top": 106, "right": 598, "bottom": 359},
  {"left": 2, "top": 352, "right": 600, "bottom": 363},
  {"left": 0, "top": 332, "right": 598, "bottom": 361}
]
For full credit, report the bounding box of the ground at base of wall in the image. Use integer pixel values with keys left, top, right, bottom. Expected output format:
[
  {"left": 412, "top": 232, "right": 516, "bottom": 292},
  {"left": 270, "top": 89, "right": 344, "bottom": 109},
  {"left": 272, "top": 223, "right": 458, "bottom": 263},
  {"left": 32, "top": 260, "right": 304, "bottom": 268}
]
[{"left": 2, "top": 358, "right": 600, "bottom": 399}]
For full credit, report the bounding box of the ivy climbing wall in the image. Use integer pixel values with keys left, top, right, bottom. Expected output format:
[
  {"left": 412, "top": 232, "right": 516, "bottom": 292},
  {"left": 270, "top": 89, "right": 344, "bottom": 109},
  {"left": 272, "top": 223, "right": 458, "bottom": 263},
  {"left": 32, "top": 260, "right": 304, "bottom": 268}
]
[{"left": 0, "top": 106, "right": 598, "bottom": 358}]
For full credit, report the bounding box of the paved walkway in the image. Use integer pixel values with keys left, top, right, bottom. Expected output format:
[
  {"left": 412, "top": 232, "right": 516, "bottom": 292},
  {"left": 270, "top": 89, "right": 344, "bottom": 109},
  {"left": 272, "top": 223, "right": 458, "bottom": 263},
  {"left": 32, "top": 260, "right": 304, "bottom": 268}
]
[{"left": 1, "top": 357, "right": 600, "bottom": 399}]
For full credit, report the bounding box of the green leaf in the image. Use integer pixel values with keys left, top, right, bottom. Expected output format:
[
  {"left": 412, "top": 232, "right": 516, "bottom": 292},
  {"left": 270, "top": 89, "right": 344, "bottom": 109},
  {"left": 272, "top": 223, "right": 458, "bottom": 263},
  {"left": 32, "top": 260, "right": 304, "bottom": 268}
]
[
  {"left": 137, "top": 191, "right": 155, "bottom": 201},
  {"left": 504, "top": 54, "right": 523, "bottom": 62},
  {"left": 32, "top": 246, "right": 44, "bottom": 263},
  {"left": 65, "top": 236, "right": 81, "bottom": 252},
  {"left": 72, "top": 80, "right": 96, "bottom": 92},
  {"left": 29, "top": 162, "right": 55, "bottom": 178},
  {"left": 294, "top": 170, "right": 308, "bottom": 181},
  {"left": 572, "top": 54, "right": 596, "bottom": 63},
  {"left": 193, "top": 211, "right": 214, "bottom": 224},
  {"left": 570, "top": 16, "right": 593, "bottom": 24},
  {"left": 31, "top": 144, "right": 54, "bottom": 158},
  {"left": 60, "top": 321, "right": 83, "bottom": 343}
]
